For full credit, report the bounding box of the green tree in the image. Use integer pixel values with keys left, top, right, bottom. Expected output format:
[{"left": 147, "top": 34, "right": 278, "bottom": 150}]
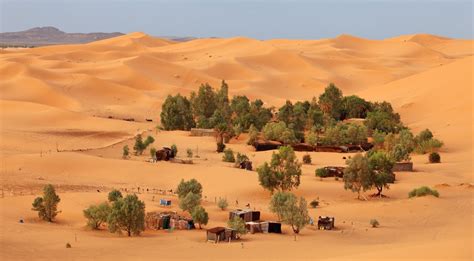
[
  {"left": 179, "top": 192, "right": 201, "bottom": 213},
  {"left": 83, "top": 202, "right": 111, "bottom": 229},
  {"left": 108, "top": 189, "right": 123, "bottom": 202},
  {"left": 133, "top": 134, "right": 154, "bottom": 155},
  {"left": 257, "top": 146, "right": 302, "bottom": 193},
  {"left": 343, "top": 154, "right": 373, "bottom": 199},
  {"left": 107, "top": 194, "right": 145, "bottom": 237},
  {"left": 269, "top": 191, "right": 294, "bottom": 221},
  {"left": 365, "top": 102, "right": 402, "bottom": 133},
  {"left": 160, "top": 94, "right": 195, "bottom": 130},
  {"left": 262, "top": 122, "right": 297, "bottom": 144},
  {"left": 32, "top": 184, "right": 61, "bottom": 222},
  {"left": 249, "top": 99, "right": 273, "bottom": 130},
  {"left": 191, "top": 206, "right": 209, "bottom": 229},
  {"left": 318, "top": 83, "right": 343, "bottom": 120},
  {"left": 217, "top": 198, "right": 229, "bottom": 210},
  {"left": 190, "top": 83, "right": 218, "bottom": 128},
  {"left": 341, "top": 95, "right": 371, "bottom": 120},
  {"left": 269, "top": 192, "right": 309, "bottom": 234},
  {"left": 368, "top": 151, "right": 395, "bottom": 196},
  {"left": 227, "top": 216, "right": 247, "bottom": 237},
  {"left": 176, "top": 179, "right": 203, "bottom": 199}
]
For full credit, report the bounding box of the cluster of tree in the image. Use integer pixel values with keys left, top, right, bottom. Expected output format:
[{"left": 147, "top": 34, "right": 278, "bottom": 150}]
[
  {"left": 83, "top": 189, "right": 146, "bottom": 237},
  {"left": 269, "top": 191, "right": 310, "bottom": 235},
  {"left": 372, "top": 128, "right": 443, "bottom": 162},
  {"left": 320, "top": 122, "right": 368, "bottom": 146},
  {"left": 161, "top": 81, "right": 273, "bottom": 148},
  {"left": 343, "top": 152, "right": 395, "bottom": 199},
  {"left": 257, "top": 146, "right": 302, "bottom": 193},
  {"left": 176, "top": 179, "right": 208, "bottom": 229},
  {"left": 133, "top": 134, "right": 155, "bottom": 155}
]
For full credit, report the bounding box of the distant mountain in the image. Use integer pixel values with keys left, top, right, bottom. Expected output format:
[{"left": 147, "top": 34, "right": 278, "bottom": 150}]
[{"left": 0, "top": 26, "right": 124, "bottom": 47}]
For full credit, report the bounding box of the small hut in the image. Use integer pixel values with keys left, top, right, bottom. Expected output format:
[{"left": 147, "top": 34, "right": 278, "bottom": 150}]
[
  {"left": 206, "top": 227, "right": 237, "bottom": 243},
  {"left": 229, "top": 209, "right": 260, "bottom": 222},
  {"left": 260, "top": 221, "right": 282, "bottom": 233},
  {"left": 155, "top": 147, "right": 175, "bottom": 161}
]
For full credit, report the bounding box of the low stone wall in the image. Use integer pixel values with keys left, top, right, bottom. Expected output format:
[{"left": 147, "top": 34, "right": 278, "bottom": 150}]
[
  {"left": 190, "top": 128, "right": 216, "bottom": 137},
  {"left": 392, "top": 162, "right": 413, "bottom": 172}
]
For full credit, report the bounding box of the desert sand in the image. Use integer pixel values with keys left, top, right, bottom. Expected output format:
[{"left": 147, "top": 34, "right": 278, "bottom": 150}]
[{"left": 0, "top": 33, "right": 473, "bottom": 260}]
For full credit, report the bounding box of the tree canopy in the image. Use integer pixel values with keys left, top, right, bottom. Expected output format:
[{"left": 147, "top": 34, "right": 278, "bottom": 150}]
[{"left": 257, "top": 146, "right": 302, "bottom": 193}]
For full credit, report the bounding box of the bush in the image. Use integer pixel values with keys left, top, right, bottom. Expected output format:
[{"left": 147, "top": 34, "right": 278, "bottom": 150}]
[
  {"left": 108, "top": 189, "right": 123, "bottom": 202},
  {"left": 429, "top": 152, "right": 441, "bottom": 163},
  {"left": 222, "top": 148, "right": 235, "bottom": 162},
  {"left": 191, "top": 206, "right": 209, "bottom": 229},
  {"left": 302, "top": 154, "right": 312, "bottom": 164},
  {"left": 315, "top": 168, "right": 330, "bottom": 178},
  {"left": 262, "top": 121, "right": 297, "bottom": 144},
  {"left": 408, "top": 186, "right": 439, "bottom": 198},
  {"left": 83, "top": 202, "right": 111, "bottom": 229},
  {"left": 66, "top": 243, "right": 72, "bottom": 248},
  {"left": 216, "top": 142, "right": 226, "bottom": 153},
  {"left": 370, "top": 219, "right": 379, "bottom": 228},
  {"left": 217, "top": 198, "right": 229, "bottom": 210},
  {"left": 171, "top": 144, "right": 178, "bottom": 157},
  {"left": 235, "top": 153, "right": 249, "bottom": 167},
  {"left": 309, "top": 200, "right": 319, "bottom": 208},
  {"left": 186, "top": 148, "right": 193, "bottom": 158},
  {"left": 247, "top": 124, "right": 259, "bottom": 145},
  {"left": 150, "top": 147, "right": 157, "bottom": 160},
  {"left": 133, "top": 135, "right": 154, "bottom": 155},
  {"left": 122, "top": 145, "right": 130, "bottom": 159},
  {"left": 415, "top": 139, "right": 443, "bottom": 154},
  {"left": 32, "top": 184, "right": 61, "bottom": 222},
  {"left": 227, "top": 216, "right": 247, "bottom": 237},
  {"left": 107, "top": 194, "right": 145, "bottom": 237}
]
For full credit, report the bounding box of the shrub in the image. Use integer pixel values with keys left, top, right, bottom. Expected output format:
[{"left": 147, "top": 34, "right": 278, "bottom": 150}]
[
  {"left": 133, "top": 135, "right": 154, "bottom": 155},
  {"left": 257, "top": 146, "right": 302, "bottom": 193},
  {"left": 217, "top": 198, "right": 229, "bottom": 210},
  {"left": 247, "top": 124, "right": 259, "bottom": 145},
  {"left": 408, "top": 186, "right": 439, "bottom": 198},
  {"left": 66, "top": 243, "right": 72, "bottom": 248},
  {"left": 107, "top": 194, "right": 145, "bottom": 237},
  {"left": 222, "top": 148, "right": 235, "bottom": 162},
  {"left": 429, "top": 152, "right": 441, "bottom": 163},
  {"left": 83, "top": 202, "right": 111, "bottom": 229},
  {"left": 227, "top": 216, "right": 247, "bottom": 237},
  {"left": 122, "top": 145, "right": 130, "bottom": 159},
  {"left": 235, "top": 153, "right": 249, "bottom": 167},
  {"left": 415, "top": 139, "right": 443, "bottom": 154},
  {"left": 32, "top": 184, "right": 61, "bottom": 222},
  {"left": 186, "top": 148, "right": 193, "bottom": 158},
  {"left": 150, "top": 147, "right": 157, "bottom": 160},
  {"left": 305, "top": 130, "right": 318, "bottom": 146},
  {"left": 108, "top": 189, "right": 123, "bottom": 202},
  {"left": 309, "top": 200, "right": 319, "bottom": 208},
  {"left": 191, "top": 206, "right": 209, "bottom": 229},
  {"left": 216, "top": 142, "right": 226, "bottom": 153},
  {"left": 302, "top": 154, "right": 312, "bottom": 164},
  {"left": 171, "top": 144, "right": 178, "bottom": 157},
  {"left": 370, "top": 219, "right": 379, "bottom": 228},
  {"left": 315, "top": 168, "right": 330, "bottom": 178},
  {"left": 176, "top": 179, "right": 203, "bottom": 199}
]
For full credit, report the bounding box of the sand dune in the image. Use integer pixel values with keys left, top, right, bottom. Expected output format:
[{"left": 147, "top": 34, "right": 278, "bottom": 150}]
[{"left": 0, "top": 33, "right": 473, "bottom": 260}]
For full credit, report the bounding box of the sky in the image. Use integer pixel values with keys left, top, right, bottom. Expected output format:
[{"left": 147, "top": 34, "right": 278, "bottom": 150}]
[{"left": 0, "top": 0, "right": 472, "bottom": 39}]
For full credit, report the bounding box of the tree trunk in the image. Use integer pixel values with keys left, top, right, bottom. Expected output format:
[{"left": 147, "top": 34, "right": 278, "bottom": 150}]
[
  {"left": 128, "top": 230, "right": 131, "bottom": 237},
  {"left": 199, "top": 223, "right": 202, "bottom": 229}
]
